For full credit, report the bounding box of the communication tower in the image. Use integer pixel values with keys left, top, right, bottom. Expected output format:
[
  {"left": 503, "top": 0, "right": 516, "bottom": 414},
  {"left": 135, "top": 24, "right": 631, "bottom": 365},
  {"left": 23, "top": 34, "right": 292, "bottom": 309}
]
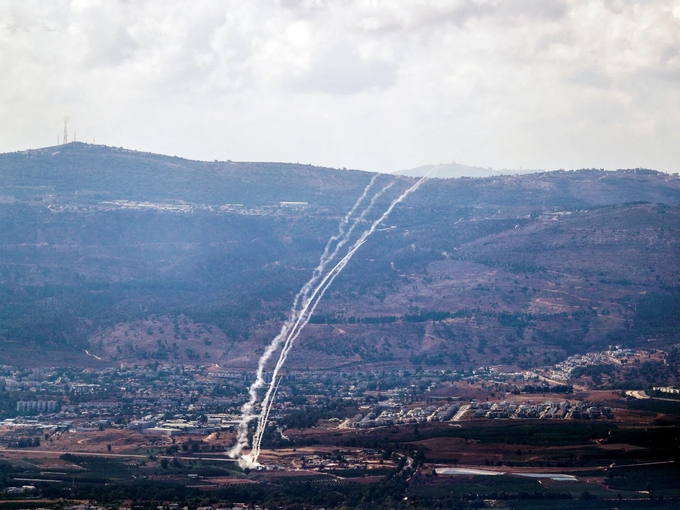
[{"left": 63, "top": 118, "right": 68, "bottom": 144}]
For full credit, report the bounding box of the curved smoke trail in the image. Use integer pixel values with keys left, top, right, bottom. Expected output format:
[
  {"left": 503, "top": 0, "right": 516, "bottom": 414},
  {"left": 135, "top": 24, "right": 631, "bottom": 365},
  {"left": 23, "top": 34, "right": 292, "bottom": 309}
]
[
  {"left": 247, "top": 168, "right": 437, "bottom": 465},
  {"left": 247, "top": 181, "right": 396, "bottom": 460},
  {"left": 229, "top": 174, "right": 380, "bottom": 459}
]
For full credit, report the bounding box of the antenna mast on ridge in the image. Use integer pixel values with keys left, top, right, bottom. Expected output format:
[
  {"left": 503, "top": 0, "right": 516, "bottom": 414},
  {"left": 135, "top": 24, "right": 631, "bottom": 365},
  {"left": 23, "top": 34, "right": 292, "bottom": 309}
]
[{"left": 63, "top": 117, "right": 69, "bottom": 144}]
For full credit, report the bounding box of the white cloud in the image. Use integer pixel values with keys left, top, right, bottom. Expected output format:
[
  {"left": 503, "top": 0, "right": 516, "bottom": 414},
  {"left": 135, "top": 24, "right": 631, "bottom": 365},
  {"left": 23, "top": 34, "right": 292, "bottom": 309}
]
[
  {"left": 0, "top": 0, "right": 678, "bottom": 173},
  {"left": 288, "top": 44, "right": 397, "bottom": 94}
]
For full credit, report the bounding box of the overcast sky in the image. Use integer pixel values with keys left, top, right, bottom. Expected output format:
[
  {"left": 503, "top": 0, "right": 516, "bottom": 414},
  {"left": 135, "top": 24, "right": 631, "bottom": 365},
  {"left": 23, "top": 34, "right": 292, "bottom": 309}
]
[{"left": 1, "top": 0, "right": 679, "bottom": 173}]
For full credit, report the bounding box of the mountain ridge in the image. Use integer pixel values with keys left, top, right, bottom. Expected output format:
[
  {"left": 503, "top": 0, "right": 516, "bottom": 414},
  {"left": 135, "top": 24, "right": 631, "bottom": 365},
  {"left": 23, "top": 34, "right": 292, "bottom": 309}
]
[
  {"left": 394, "top": 162, "right": 544, "bottom": 179},
  {"left": 0, "top": 143, "right": 678, "bottom": 371}
]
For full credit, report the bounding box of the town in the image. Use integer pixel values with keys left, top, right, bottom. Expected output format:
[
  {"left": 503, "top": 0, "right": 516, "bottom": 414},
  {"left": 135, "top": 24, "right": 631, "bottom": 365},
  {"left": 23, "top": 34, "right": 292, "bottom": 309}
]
[{"left": 0, "top": 346, "right": 662, "bottom": 441}]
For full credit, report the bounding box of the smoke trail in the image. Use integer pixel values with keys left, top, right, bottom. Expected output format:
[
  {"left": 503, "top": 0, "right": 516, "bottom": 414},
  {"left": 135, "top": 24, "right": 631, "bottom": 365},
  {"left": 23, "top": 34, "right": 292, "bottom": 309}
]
[
  {"left": 228, "top": 174, "right": 380, "bottom": 459},
  {"left": 248, "top": 168, "right": 437, "bottom": 464},
  {"left": 318, "top": 173, "right": 379, "bottom": 269},
  {"left": 248, "top": 241, "right": 367, "bottom": 463},
  {"left": 238, "top": 376, "right": 283, "bottom": 469},
  {"left": 248, "top": 181, "right": 396, "bottom": 458},
  {"left": 259, "top": 376, "right": 281, "bottom": 439},
  {"left": 236, "top": 179, "right": 395, "bottom": 465}
]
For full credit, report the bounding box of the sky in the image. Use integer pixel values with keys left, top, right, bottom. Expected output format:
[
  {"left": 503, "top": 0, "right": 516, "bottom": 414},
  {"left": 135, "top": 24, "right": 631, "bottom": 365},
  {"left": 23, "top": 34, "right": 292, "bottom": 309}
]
[{"left": 1, "top": 0, "right": 679, "bottom": 173}]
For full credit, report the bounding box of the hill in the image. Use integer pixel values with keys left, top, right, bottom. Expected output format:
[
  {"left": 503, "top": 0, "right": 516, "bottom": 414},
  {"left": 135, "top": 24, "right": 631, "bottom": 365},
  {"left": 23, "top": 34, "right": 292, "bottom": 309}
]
[
  {"left": 0, "top": 143, "right": 678, "bottom": 370},
  {"left": 0, "top": 142, "right": 372, "bottom": 206}
]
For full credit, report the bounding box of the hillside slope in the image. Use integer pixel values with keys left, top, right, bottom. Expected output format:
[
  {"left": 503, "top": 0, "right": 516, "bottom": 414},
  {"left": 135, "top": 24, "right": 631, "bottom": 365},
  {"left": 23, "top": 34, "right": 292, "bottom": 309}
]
[{"left": 0, "top": 144, "right": 678, "bottom": 369}]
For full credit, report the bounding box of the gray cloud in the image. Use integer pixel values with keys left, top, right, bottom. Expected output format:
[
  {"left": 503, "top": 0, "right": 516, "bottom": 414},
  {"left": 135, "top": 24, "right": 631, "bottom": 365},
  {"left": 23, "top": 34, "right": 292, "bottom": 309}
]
[{"left": 0, "top": 0, "right": 678, "bottom": 174}]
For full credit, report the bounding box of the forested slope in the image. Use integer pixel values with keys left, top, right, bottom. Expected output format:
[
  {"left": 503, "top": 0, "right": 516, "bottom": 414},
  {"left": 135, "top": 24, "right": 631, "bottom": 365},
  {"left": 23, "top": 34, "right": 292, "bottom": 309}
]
[{"left": 0, "top": 143, "right": 678, "bottom": 369}]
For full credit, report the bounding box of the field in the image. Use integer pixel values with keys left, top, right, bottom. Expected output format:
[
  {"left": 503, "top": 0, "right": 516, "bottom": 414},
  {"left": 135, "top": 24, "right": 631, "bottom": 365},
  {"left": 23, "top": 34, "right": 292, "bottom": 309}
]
[{"left": 1, "top": 387, "right": 679, "bottom": 509}]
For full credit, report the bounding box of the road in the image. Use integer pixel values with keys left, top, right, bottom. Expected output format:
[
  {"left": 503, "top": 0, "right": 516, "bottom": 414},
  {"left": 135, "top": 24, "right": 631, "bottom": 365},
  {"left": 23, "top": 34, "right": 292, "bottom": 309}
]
[{"left": 0, "top": 448, "right": 238, "bottom": 463}]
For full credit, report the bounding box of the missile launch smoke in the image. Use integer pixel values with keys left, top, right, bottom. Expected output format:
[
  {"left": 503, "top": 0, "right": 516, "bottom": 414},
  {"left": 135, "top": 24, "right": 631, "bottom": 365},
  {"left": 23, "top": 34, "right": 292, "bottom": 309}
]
[
  {"left": 248, "top": 169, "right": 436, "bottom": 464},
  {"left": 230, "top": 167, "right": 436, "bottom": 468},
  {"left": 228, "top": 174, "right": 381, "bottom": 460},
  {"left": 247, "top": 181, "right": 397, "bottom": 461}
]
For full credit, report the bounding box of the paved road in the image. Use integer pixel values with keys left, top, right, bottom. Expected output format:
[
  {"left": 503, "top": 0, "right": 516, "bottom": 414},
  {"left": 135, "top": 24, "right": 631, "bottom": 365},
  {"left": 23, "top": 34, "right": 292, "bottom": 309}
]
[{"left": 0, "top": 448, "right": 237, "bottom": 463}]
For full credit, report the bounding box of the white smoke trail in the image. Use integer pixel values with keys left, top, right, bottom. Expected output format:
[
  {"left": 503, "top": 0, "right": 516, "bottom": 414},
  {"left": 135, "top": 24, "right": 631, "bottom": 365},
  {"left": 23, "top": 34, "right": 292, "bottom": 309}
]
[
  {"left": 248, "top": 168, "right": 437, "bottom": 465},
  {"left": 318, "top": 173, "right": 380, "bottom": 270},
  {"left": 247, "top": 181, "right": 396, "bottom": 458},
  {"left": 248, "top": 241, "right": 367, "bottom": 463},
  {"left": 259, "top": 376, "right": 282, "bottom": 441},
  {"left": 237, "top": 376, "right": 283, "bottom": 469},
  {"left": 246, "top": 181, "right": 394, "bottom": 464},
  {"left": 228, "top": 174, "right": 380, "bottom": 459}
]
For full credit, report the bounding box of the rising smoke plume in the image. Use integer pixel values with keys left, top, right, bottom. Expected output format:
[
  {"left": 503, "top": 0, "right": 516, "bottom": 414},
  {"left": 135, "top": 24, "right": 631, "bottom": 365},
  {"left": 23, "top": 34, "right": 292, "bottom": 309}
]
[
  {"left": 247, "top": 180, "right": 397, "bottom": 460},
  {"left": 231, "top": 167, "right": 436, "bottom": 468},
  {"left": 228, "top": 174, "right": 381, "bottom": 460}
]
